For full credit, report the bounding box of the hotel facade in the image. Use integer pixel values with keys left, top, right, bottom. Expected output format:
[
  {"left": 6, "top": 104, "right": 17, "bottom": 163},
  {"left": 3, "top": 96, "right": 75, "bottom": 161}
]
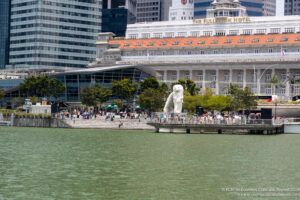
[{"left": 94, "top": 3, "right": 300, "bottom": 101}]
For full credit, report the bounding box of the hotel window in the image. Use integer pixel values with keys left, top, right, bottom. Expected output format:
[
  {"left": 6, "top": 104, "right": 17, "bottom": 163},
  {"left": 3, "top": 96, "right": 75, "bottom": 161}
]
[
  {"left": 141, "top": 33, "right": 150, "bottom": 39},
  {"left": 136, "top": 42, "right": 143, "bottom": 46},
  {"left": 198, "top": 40, "right": 205, "bottom": 44},
  {"left": 268, "top": 48, "right": 273, "bottom": 53},
  {"left": 242, "top": 29, "right": 252, "bottom": 35},
  {"left": 162, "top": 51, "right": 167, "bottom": 55},
  {"left": 138, "top": 51, "right": 143, "bottom": 56},
  {"left": 211, "top": 40, "right": 218, "bottom": 44},
  {"left": 254, "top": 49, "right": 259, "bottom": 54},
  {"left": 153, "top": 33, "right": 162, "bottom": 38},
  {"left": 186, "top": 41, "right": 193, "bottom": 45},
  {"left": 187, "top": 51, "right": 192, "bottom": 55},
  {"left": 265, "top": 85, "right": 272, "bottom": 94},
  {"left": 279, "top": 85, "right": 286, "bottom": 95},
  {"left": 226, "top": 49, "right": 231, "bottom": 54},
  {"left": 184, "top": 71, "right": 190, "bottom": 79},
  {"left": 147, "top": 42, "right": 155, "bottom": 46},
  {"left": 161, "top": 41, "right": 167, "bottom": 45},
  {"left": 172, "top": 41, "right": 179, "bottom": 45},
  {"left": 240, "top": 49, "right": 245, "bottom": 54},
  {"left": 296, "top": 37, "right": 300, "bottom": 41},
  {"left": 298, "top": 48, "right": 300, "bottom": 52},
  {"left": 270, "top": 28, "right": 280, "bottom": 34},
  {"left": 229, "top": 30, "right": 239, "bottom": 35},
  {"left": 294, "top": 86, "right": 300, "bottom": 94},
  {"left": 224, "top": 72, "right": 229, "bottom": 81},
  {"left": 216, "top": 30, "right": 225, "bottom": 36},
  {"left": 296, "top": 71, "right": 300, "bottom": 79},
  {"left": 252, "top": 38, "right": 260, "bottom": 43},
  {"left": 280, "top": 37, "right": 288, "bottom": 42},
  {"left": 124, "top": 43, "right": 131, "bottom": 46},
  {"left": 203, "top": 31, "right": 212, "bottom": 36},
  {"left": 128, "top": 34, "right": 137, "bottom": 39},
  {"left": 266, "top": 72, "right": 271, "bottom": 81},
  {"left": 267, "top": 38, "right": 274, "bottom": 42},
  {"left": 165, "top": 32, "right": 174, "bottom": 38},
  {"left": 284, "top": 27, "right": 295, "bottom": 33},
  {"left": 178, "top": 32, "right": 187, "bottom": 37},
  {"left": 256, "top": 29, "right": 266, "bottom": 34},
  {"left": 171, "top": 72, "right": 177, "bottom": 80},
  {"left": 237, "top": 72, "right": 243, "bottom": 82},
  {"left": 190, "top": 31, "right": 199, "bottom": 37},
  {"left": 200, "top": 50, "right": 205, "bottom": 54},
  {"left": 224, "top": 39, "right": 232, "bottom": 43},
  {"left": 211, "top": 72, "right": 216, "bottom": 81},
  {"left": 213, "top": 50, "right": 218, "bottom": 54},
  {"left": 238, "top": 39, "right": 245, "bottom": 43},
  {"left": 280, "top": 72, "right": 287, "bottom": 80},
  {"left": 197, "top": 72, "right": 203, "bottom": 81}
]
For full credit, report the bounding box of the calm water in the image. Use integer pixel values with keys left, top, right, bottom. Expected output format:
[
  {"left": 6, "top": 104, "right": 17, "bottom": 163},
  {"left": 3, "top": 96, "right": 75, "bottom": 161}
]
[{"left": 1, "top": 127, "right": 300, "bottom": 200}]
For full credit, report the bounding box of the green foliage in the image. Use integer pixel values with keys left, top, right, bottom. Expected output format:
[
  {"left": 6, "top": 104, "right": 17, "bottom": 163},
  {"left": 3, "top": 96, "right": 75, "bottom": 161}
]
[
  {"left": 140, "top": 77, "right": 160, "bottom": 92},
  {"left": 137, "top": 88, "right": 165, "bottom": 112},
  {"left": 13, "top": 97, "right": 25, "bottom": 107},
  {"left": 80, "top": 84, "right": 112, "bottom": 107},
  {"left": 112, "top": 78, "right": 138, "bottom": 102},
  {"left": 19, "top": 75, "right": 66, "bottom": 99},
  {"left": 0, "top": 88, "right": 4, "bottom": 99},
  {"left": 172, "top": 79, "right": 200, "bottom": 96},
  {"left": 113, "top": 100, "right": 123, "bottom": 109},
  {"left": 30, "top": 96, "right": 40, "bottom": 105},
  {"left": 227, "top": 83, "right": 257, "bottom": 111}
]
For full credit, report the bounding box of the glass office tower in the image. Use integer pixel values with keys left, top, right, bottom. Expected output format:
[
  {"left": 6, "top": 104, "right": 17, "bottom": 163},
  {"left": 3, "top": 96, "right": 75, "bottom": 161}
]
[
  {"left": 0, "top": 0, "right": 11, "bottom": 69},
  {"left": 9, "top": 0, "right": 102, "bottom": 69}
]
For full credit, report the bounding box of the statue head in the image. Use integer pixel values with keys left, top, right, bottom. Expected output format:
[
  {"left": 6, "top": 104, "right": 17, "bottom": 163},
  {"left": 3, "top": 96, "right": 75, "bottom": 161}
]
[{"left": 173, "top": 84, "right": 184, "bottom": 93}]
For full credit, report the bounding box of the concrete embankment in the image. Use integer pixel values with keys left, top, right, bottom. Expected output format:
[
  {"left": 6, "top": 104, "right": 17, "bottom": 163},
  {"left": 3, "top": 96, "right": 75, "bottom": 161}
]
[{"left": 13, "top": 118, "right": 71, "bottom": 128}]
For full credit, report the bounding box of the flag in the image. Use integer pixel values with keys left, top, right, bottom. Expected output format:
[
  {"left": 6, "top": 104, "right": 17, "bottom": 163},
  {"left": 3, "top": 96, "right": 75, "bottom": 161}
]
[{"left": 281, "top": 47, "right": 286, "bottom": 56}]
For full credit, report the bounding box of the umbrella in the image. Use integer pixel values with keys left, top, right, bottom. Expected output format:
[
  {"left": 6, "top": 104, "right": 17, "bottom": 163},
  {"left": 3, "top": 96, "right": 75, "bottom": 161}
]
[{"left": 135, "top": 105, "right": 141, "bottom": 109}]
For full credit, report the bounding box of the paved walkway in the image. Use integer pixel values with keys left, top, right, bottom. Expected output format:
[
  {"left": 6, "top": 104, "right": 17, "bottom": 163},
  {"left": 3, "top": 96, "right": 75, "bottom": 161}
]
[{"left": 64, "top": 116, "right": 154, "bottom": 130}]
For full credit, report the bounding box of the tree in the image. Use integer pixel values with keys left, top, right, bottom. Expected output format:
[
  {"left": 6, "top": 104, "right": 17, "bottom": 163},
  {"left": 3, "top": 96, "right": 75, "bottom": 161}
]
[
  {"left": 93, "top": 83, "right": 112, "bottom": 105},
  {"left": 80, "top": 86, "right": 98, "bottom": 107},
  {"left": 227, "top": 83, "right": 257, "bottom": 111},
  {"left": 270, "top": 75, "right": 281, "bottom": 95},
  {"left": 140, "top": 77, "right": 160, "bottom": 92},
  {"left": 137, "top": 88, "right": 165, "bottom": 112},
  {"left": 30, "top": 96, "right": 40, "bottom": 105},
  {"left": 20, "top": 75, "right": 66, "bottom": 99},
  {"left": 112, "top": 79, "right": 138, "bottom": 103},
  {"left": 0, "top": 88, "right": 4, "bottom": 99},
  {"left": 13, "top": 97, "right": 25, "bottom": 107}
]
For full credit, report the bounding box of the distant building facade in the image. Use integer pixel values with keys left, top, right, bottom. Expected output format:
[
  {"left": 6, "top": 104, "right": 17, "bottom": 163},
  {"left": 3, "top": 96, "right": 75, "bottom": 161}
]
[
  {"left": 0, "top": 0, "right": 11, "bottom": 69},
  {"left": 169, "top": 0, "right": 194, "bottom": 21},
  {"left": 194, "top": 0, "right": 263, "bottom": 18},
  {"left": 136, "top": 0, "right": 161, "bottom": 22},
  {"left": 9, "top": 0, "right": 102, "bottom": 69},
  {"left": 263, "top": 0, "right": 284, "bottom": 16},
  {"left": 285, "top": 0, "right": 300, "bottom": 15}
]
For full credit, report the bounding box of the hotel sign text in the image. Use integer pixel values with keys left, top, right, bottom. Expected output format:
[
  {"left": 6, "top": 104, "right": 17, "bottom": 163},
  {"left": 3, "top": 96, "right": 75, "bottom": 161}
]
[{"left": 193, "top": 17, "right": 251, "bottom": 24}]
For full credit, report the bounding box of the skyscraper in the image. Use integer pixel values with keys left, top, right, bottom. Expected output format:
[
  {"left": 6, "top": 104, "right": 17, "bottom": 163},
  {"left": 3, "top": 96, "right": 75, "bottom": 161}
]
[
  {"left": 9, "top": 0, "right": 102, "bottom": 69},
  {"left": 169, "top": 0, "right": 194, "bottom": 21},
  {"left": 0, "top": 0, "right": 11, "bottom": 69},
  {"left": 263, "top": 0, "right": 284, "bottom": 16},
  {"left": 194, "top": 0, "right": 263, "bottom": 18},
  {"left": 136, "top": 0, "right": 161, "bottom": 22},
  {"left": 285, "top": 0, "right": 300, "bottom": 15}
]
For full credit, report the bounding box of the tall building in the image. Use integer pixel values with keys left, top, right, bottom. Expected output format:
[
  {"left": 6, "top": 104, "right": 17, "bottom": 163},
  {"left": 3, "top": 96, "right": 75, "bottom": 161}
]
[
  {"left": 194, "top": 0, "right": 263, "bottom": 18},
  {"left": 136, "top": 0, "right": 161, "bottom": 22},
  {"left": 263, "top": 0, "right": 284, "bottom": 16},
  {"left": 169, "top": 0, "right": 194, "bottom": 21},
  {"left": 103, "top": 0, "right": 136, "bottom": 23},
  {"left": 0, "top": 0, "right": 11, "bottom": 69},
  {"left": 9, "top": 0, "right": 102, "bottom": 69},
  {"left": 160, "top": 0, "right": 172, "bottom": 21},
  {"left": 285, "top": 0, "right": 300, "bottom": 15},
  {"left": 102, "top": 8, "right": 128, "bottom": 37}
]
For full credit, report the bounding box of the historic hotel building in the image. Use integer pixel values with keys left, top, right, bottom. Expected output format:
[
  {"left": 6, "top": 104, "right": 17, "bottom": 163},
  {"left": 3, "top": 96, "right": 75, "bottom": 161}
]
[{"left": 94, "top": 0, "right": 300, "bottom": 100}]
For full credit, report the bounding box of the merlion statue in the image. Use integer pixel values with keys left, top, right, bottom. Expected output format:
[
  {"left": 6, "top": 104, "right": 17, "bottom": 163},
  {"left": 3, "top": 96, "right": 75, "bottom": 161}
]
[{"left": 163, "top": 84, "right": 184, "bottom": 113}]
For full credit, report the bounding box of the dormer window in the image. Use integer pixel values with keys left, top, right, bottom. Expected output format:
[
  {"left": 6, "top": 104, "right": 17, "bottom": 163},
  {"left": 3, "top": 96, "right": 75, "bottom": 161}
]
[
  {"left": 173, "top": 41, "right": 179, "bottom": 45},
  {"left": 148, "top": 42, "right": 155, "bottom": 46},
  {"left": 136, "top": 42, "right": 143, "bottom": 46},
  {"left": 252, "top": 38, "right": 260, "bottom": 43},
  {"left": 238, "top": 39, "right": 245, "bottom": 43},
  {"left": 296, "top": 37, "right": 300, "bottom": 41},
  {"left": 281, "top": 37, "right": 288, "bottom": 42},
  {"left": 224, "top": 39, "right": 232, "bottom": 43},
  {"left": 198, "top": 40, "right": 205, "bottom": 44},
  {"left": 161, "top": 41, "right": 167, "bottom": 45},
  {"left": 211, "top": 40, "right": 218, "bottom": 44},
  {"left": 124, "top": 43, "right": 131, "bottom": 46},
  {"left": 267, "top": 38, "right": 274, "bottom": 42},
  {"left": 186, "top": 41, "right": 193, "bottom": 45}
]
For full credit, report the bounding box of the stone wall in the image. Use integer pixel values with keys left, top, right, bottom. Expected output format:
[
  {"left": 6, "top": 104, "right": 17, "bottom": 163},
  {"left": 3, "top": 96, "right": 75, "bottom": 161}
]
[{"left": 13, "top": 118, "right": 71, "bottom": 128}]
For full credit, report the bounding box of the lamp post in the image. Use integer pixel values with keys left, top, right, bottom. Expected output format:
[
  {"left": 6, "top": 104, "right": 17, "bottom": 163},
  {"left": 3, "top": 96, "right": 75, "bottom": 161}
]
[
  {"left": 256, "top": 64, "right": 280, "bottom": 96},
  {"left": 274, "top": 98, "right": 279, "bottom": 120}
]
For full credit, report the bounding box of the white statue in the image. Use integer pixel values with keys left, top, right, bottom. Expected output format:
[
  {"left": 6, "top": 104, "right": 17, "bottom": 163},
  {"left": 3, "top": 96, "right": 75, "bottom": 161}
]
[{"left": 163, "top": 84, "right": 184, "bottom": 113}]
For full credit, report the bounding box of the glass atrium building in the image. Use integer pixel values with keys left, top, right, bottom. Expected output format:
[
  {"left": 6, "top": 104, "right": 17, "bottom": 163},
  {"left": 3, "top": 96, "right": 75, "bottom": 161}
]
[
  {"left": 0, "top": 0, "right": 11, "bottom": 69},
  {"left": 9, "top": 0, "right": 102, "bottom": 69}
]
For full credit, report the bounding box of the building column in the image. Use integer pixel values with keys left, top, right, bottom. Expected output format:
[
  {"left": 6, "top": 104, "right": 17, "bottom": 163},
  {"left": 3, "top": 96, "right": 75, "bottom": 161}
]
[
  {"left": 229, "top": 69, "right": 233, "bottom": 83},
  {"left": 286, "top": 68, "right": 290, "bottom": 99},
  {"left": 190, "top": 69, "right": 193, "bottom": 80},
  {"left": 202, "top": 70, "right": 206, "bottom": 92},
  {"left": 177, "top": 70, "right": 180, "bottom": 80},
  {"left": 216, "top": 69, "right": 219, "bottom": 95},
  {"left": 271, "top": 68, "right": 275, "bottom": 95},
  {"left": 243, "top": 69, "right": 247, "bottom": 89},
  {"left": 257, "top": 69, "right": 261, "bottom": 95},
  {"left": 164, "top": 70, "right": 167, "bottom": 81}
]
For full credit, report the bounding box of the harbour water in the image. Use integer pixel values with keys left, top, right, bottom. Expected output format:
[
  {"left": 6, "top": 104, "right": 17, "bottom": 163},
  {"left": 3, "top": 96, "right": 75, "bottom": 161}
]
[{"left": 1, "top": 127, "right": 300, "bottom": 200}]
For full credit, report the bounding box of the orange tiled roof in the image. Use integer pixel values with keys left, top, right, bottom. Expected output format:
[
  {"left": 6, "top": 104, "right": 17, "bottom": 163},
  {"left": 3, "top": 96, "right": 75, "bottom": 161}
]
[{"left": 108, "top": 34, "right": 300, "bottom": 49}]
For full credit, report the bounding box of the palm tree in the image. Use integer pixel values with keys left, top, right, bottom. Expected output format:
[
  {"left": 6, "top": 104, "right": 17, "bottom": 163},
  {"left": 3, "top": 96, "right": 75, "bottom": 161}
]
[{"left": 270, "top": 75, "right": 281, "bottom": 95}]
